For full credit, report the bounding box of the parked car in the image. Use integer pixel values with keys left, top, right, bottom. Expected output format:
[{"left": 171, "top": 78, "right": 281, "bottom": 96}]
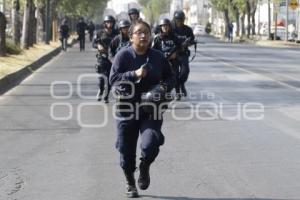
[
  {"left": 193, "top": 25, "right": 206, "bottom": 36},
  {"left": 270, "top": 26, "right": 293, "bottom": 40}
]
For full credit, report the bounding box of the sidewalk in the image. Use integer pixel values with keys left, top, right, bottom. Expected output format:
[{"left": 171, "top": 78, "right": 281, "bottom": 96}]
[
  {"left": 254, "top": 39, "right": 300, "bottom": 48},
  {"left": 0, "top": 37, "right": 76, "bottom": 95},
  {"left": 0, "top": 42, "right": 60, "bottom": 79},
  {"left": 213, "top": 34, "right": 300, "bottom": 48}
]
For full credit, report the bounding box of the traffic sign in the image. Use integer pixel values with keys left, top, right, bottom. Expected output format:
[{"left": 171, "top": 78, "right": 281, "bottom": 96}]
[{"left": 289, "top": 0, "right": 299, "bottom": 10}]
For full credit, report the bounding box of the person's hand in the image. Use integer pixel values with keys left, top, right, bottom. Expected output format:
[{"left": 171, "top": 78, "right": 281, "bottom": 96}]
[
  {"left": 97, "top": 44, "right": 104, "bottom": 51},
  {"left": 134, "top": 65, "right": 148, "bottom": 78},
  {"left": 169, "top": 52, "right": 176, "bottom": 60}
]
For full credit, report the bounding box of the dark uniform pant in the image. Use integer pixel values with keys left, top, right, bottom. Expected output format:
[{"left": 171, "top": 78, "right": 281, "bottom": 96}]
[
  {"left": 170, "top": 59, "right": 180, "bottom": 94},
  {"left": 178, "top": 54, "right": 190, "bottom": 84},
  {"left": 98, "top": 74, "right": 111, "bottom": 100},
  {"left": 97, "top": 57, "right": 111, "bottom": 100},
  {"left": 79, "top": 34, "right": 85, "bottom": 51},
  {"left": 115, "top": 112, "right": 165, "bottom": 173}
]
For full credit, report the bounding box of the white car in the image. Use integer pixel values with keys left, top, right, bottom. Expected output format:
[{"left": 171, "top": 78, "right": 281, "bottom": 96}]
[
  {"left": 193, "top": 25, "right": 206, "bottom": 36},
  {"left": 270, "top": 26, "right": 294, "bottom": 40}
]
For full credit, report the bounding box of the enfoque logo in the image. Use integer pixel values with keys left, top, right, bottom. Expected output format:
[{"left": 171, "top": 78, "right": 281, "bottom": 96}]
[{"left": 50, "top": 74, "right": 265, "bottom": 128}]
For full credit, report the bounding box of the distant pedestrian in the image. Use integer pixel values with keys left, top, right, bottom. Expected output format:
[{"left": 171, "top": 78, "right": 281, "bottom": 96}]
[
  {"left": 76, "top": 17, "right": 87, "bottom": 51},
  {"left": 227, "top": 22, "right": 234, "bottom": 43},
  {"left": 59, "top": 19, "right": 69, "bottom": 51},
  {"left": 87, "top": 21, "right": 95, "bottom": 42}
]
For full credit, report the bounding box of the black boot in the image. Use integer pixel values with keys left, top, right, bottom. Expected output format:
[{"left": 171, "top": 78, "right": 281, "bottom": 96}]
[
  {"left": 175, "top": 86, "right": 181, "bottom": 100},
  {"left": 138, "top": 160, "right": 150, "bottom": 190},
  {"left": 96, "top": 89, "right": 103, "bottom": 101},
  {"left": 181, "top": 84, "right": 187, "bottom": 97},
  {"left": 124, "top": 171, "right": 139, "bottom": 198},
  {"left": 104, "top": 96, "right": 109, "bottom": 104}
]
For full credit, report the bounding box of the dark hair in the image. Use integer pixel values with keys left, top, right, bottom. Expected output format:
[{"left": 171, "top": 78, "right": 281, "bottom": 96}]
[{"left": 129, "top": 19, "right": 151, "bottom": 37}]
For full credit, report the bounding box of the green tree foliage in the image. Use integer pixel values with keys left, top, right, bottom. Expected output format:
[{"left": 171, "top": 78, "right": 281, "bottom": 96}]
[
  {"left": 138, "top": 0, "right": 171, "bottom": 26},
  {"left": 58, "top": 0, "right": 108, "bottom": 19},
  {"left": 210, "top": 0, "right": 229, "bottom": 11},
  {"left": 211, "top": 0, "right": 257, "bottom": 38}
]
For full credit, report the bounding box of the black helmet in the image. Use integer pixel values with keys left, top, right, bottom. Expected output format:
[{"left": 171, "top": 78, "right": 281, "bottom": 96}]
[
  {"left": 118, "top": 19, "right": 131, "bottom": 28},
  {"left": 174, "top": 10, "right": 185, "bottom": 20},
  {"left": 159, "top": 18, "right": 171, "bottom": 26},
  {"left": 128, "top": 8, "right": 139, "bottom": 15},
  {"left": 104, "top": 15, "right": 115, "bottom": 23}
]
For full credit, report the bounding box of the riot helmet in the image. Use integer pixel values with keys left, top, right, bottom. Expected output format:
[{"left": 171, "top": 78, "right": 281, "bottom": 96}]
[
  {"left": 118, "top": 19, "right": 131, "bottom": 29},
  {"left": 128, "top": 8, "right": 139, "bottom": 16},
  {"left": 173, "top": 10, "right": 185, "bottom": 20},
  {"left": 103, "top": 15, "right": 115, "bottom": 29},
  {"left": 128, "top": 8, "right": 140, "bottom": 23},
  {"left": 159, "top": 18, "right": 171, "bottom": 26},
  {"left": 104, "top": 15, "right": 115, "bottom": 23}
]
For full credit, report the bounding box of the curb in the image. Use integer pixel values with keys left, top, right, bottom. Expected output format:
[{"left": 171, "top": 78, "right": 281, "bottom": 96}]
[
  {"left": 0, "top": 39, "right": 77, "bottom": 95},
  {"left": 254, "top": 41, "right": 300, "bottom": 48}
]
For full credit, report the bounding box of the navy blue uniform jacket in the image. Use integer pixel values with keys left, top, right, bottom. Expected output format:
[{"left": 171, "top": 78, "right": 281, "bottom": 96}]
[{"left": 109, "top": 46, "right": 175, "bottom": 103}]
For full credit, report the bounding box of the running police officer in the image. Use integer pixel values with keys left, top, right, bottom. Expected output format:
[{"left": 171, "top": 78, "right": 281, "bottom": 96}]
[
  {"left": 76, "top": 17, "right": 87, "bottom": 51},
  {"left": 172, "top": 10, "right": 195, "bottom": 97},
  {"left": 59, "top": 18, "right": 69, "bottom": 51},
  {"left": 152, "top": 18, "right": 182, "bottom": 99},
  {"left": 93, "top": 15, "right": 118, "bottom": 103},
  {"left": 109, "top": 19, "right": 131, "bottom": 60},
  {"left": 87, "top": 21, "right": 95, "bottom": 42},
  {"left": 110, "top": 20, "right": 175, "bottom": 198},
  {"left": 128, "top": 8, "right": 140, "bottom": 25}
]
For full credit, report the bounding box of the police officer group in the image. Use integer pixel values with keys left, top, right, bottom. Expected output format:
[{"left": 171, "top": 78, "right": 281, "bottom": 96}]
[{"left": 90, "top": 8, "right": 195, "bottom": 198}]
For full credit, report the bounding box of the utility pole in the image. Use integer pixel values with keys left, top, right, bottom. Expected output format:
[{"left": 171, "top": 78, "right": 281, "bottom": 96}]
[
  {"left": 286, "top": 0, "right": 289, "bottom": 41},
  {"left": 268, "top": 0, "right": 271, "bottom": 40},
  {"left": 296, "top": 0, "right": 300, "bottom": 41},
  {"left": 258, "top": 0, "right": 260, "bottom": 36},
  {"left": 45, "top": 0, "right": 50, "bottom": 44},
  {"left": 275, "top": 10, "right": 278, "bottom": 40}
]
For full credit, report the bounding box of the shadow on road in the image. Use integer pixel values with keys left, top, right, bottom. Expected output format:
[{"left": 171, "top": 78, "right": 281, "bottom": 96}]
[{"left": 141, "top": 195, "right": 290, "bottom": 200}]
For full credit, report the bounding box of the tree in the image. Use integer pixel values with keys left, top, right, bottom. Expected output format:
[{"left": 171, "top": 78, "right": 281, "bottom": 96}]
[
  {"left": 36, "top": 0, "right": 45, "bottom": 43},
  {"left": 21, "top": 0, "right": 33, "bottom": 49},
  {"left": 58, "top": 0, "right": 108, "bottom": 18},
  {"left": 245, "top": 0, "right": 258, "bottom": 37},
  {"left": 231, "top": 0, "right": 246, "bottom": 37},
  {"left": 29, "top": 1, "right": 37, "bottom": 46},
  {"left": 138, "top": 0, "right": 171, "bottom": 27},
  {"left": 17, "top": 0, "right": 109, "bottom": 47},
  {"left": 211, "top": 0, "right": 257, "bottom": 39},
  {"left": 249, "top": 0, "right": 258, "bottom": 35},
  {"left": 12, "top": 0, "right": 21, "bottom": 46},
  {"left": 211, "top": 0, "right": 230, "bottom": 37},
  {"left": 0, "top": 11, "right": 7, "bottom": 56}
]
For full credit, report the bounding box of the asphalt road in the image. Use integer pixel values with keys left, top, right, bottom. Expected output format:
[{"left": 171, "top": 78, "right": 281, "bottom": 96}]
[{"left": 1, "top": 36, "right": 300, "bottom": 200}]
